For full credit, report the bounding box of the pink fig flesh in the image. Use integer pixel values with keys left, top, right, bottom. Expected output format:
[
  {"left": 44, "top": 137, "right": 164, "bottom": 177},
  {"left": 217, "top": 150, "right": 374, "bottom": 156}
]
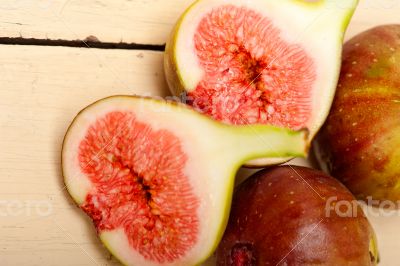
[
  {"left": 78, "top": 111, "right": 199, "bottom": 263},
  {"left": 188, "top": 5, "right": 316, "bottom": 130}
]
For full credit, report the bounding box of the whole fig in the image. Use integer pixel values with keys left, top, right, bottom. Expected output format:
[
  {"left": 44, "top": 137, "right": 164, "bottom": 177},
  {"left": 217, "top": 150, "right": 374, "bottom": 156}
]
[
  {"left": 216, "top": 166, "right": 378, "bottom": 266},
  {"left": 315, "top": 25, "right": 400, "bottom": 203}
]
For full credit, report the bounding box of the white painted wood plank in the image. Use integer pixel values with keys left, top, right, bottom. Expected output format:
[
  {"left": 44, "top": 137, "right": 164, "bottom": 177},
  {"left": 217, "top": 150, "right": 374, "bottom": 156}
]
[
  {"left": 0, "top": 0, "right": 192, "bottom": 45},
  {"left": 0, "top": 46, "right": 168, "bottom": 266},
  {"left": 0, "top": 0, "right": 399, "bottom": 45},
  {"left": 347, "top": 1, "right": 400, "bottom": 40}
]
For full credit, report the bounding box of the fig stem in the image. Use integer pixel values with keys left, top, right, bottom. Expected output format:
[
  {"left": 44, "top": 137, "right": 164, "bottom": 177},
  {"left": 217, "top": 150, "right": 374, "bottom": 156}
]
[{"left": 222, "top": 125, "right": 309, "bottom": 165}]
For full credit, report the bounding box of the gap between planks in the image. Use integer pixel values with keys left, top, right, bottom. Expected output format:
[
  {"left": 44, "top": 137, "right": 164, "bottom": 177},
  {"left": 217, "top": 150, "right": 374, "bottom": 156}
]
[{"left": 0, "top": 37, "right": 165, "bottom": 51}]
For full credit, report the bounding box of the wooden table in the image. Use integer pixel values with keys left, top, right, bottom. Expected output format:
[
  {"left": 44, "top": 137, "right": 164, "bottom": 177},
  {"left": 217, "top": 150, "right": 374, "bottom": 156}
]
[{"left": 0, "top": 0, "right": 399, "bottom": 265}]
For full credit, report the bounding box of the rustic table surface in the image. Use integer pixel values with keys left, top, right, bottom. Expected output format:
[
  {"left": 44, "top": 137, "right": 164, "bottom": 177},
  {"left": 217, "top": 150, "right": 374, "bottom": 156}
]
[{"left": 0, "top": 0, "right": 399, "bottom": 265}]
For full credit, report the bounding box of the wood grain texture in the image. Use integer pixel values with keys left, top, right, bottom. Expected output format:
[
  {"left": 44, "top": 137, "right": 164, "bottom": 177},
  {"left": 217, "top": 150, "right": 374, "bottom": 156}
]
[
  {"left": 0, "top": 46, "right": 168, "bottom": 266},
  {"left": 0, "top": 0, "right": 400, "bottom": 265},
  {"left": 0, "top": 0, "right": 399, "bottom": 45},
  {"left": 0, "top": 0, "right": 192, "bottom": 45}
]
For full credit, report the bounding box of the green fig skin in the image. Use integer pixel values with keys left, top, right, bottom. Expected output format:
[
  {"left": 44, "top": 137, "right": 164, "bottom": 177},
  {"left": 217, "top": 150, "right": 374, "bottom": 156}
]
[
  {"left": 216, "top": 166, "right": 378, "bottom": 266},
  {"left": 315, "top": 25, "right": 400, "bottom": 203}
]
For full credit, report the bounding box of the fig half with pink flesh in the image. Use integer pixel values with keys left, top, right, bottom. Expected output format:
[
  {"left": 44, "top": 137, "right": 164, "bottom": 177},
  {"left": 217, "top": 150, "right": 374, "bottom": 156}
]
[
  {"left": 62, "top": 96, "right": 308, "bottom": 266},
  {"left": 216, "top": 166, "right": 379, "bottom": 265},
  {"left": 165, "top": 0, "right": 359, "bottom": 167}
]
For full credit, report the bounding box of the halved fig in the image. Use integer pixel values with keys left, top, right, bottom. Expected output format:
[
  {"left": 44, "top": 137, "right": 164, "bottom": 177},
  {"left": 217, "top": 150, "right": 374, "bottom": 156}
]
[
  {"left": 164, "top": 0, "right": 359, "bottom": 166},
  {"left": 62, "top": 95, "right": 308, "bottom": 266}
]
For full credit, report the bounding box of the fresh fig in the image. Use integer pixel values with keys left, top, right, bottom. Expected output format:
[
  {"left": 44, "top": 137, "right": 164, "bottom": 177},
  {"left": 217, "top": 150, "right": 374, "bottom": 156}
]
[
  {"left": 216, "top": 166, "right": 379, "bottom": 266},
  {"left": 164, "top": 0, "right": 359, "bottom": 166},
  {"left": 62, "top": 96, "right": 308, "bottom": 266},
  {"left": 315, "top": 25, "right": 400, "bottom": 203}
]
